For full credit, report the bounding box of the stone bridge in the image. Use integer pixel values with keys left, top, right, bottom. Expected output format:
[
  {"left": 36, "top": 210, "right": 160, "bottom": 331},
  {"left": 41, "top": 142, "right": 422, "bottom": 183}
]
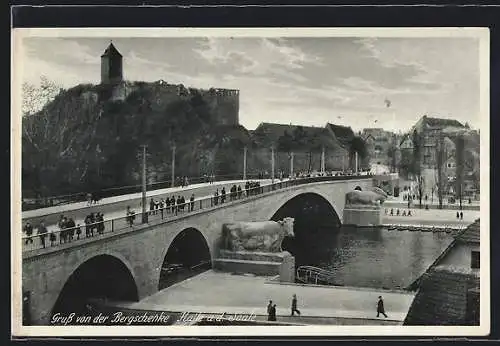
[{"left": 21, "top": 177, "right": 374, "bottom": 325}]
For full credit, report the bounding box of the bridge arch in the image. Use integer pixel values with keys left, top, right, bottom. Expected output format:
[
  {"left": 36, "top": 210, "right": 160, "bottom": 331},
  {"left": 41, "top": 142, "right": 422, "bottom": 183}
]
[
  {"left": 158, "top": 227, "right": 212, "bottom": 290},
  {"left": 268, "top": 191, "right": 342, "bottom": 263},
  {"left": 51, "top": 254, "right": 139, "bottom": 320},
  {"left": 267, "top": 191, "right": 341, "bottom": 227}
]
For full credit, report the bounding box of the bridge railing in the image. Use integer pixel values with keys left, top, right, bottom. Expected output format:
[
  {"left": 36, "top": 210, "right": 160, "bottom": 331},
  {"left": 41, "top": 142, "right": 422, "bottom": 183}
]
[
  {"left": 21, "top": 173, "right": 374, "bottom": 253},
  {"left": 296, "top": 265, "right": 337, "bottom": 285}
]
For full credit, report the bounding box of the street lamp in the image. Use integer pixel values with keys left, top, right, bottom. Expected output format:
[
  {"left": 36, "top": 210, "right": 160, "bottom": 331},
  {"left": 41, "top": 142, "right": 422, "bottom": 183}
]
[{"left": 141, "top": 144, "right": 148, "bottom": 224}]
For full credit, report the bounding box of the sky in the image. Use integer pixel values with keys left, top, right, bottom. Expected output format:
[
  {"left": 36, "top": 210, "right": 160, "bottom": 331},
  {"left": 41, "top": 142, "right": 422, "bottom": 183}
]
[{"left": 20, "top": 35, "right": 481, "bottom": 132}]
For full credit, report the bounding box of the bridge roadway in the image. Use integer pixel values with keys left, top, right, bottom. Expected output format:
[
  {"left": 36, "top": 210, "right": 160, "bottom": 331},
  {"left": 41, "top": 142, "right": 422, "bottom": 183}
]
[{"left": 21, "top": 178, "right": 274, "bottom": 235}]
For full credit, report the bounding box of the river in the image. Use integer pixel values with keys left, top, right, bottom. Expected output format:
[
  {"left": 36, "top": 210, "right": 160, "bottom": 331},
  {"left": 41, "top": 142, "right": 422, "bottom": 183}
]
[{"left": 290, "top": 226, "right": 454, "bottom": 290}]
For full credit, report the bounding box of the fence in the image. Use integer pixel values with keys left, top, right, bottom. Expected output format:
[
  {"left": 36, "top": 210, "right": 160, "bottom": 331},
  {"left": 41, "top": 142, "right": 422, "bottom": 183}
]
[
  {"left": 296, "top": 265, "right": 337, "bottom": 285},
  {"left": 21, "top": 173, "right": 373, "bottom": 253}
]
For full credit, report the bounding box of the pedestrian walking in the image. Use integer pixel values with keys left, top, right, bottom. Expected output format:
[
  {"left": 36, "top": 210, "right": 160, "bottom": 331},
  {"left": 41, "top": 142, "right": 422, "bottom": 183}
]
[
  {"left": 460, "top": 211, "right": 463, "bottom": 220},
  {"left": 377, "top": 296, "right": 388, "bottom": 318},
  {"left": 291, "top": 294, "right": 301, "bottom": 316},
  {"left": 456, "top": 211, "right": 460, "bottom": 219}
]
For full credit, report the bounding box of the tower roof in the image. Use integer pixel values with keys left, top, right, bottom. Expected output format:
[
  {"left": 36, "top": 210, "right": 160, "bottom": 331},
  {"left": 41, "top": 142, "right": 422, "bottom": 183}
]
[{"left": 101, "top": 42, "right": 123, "bottom": 58}]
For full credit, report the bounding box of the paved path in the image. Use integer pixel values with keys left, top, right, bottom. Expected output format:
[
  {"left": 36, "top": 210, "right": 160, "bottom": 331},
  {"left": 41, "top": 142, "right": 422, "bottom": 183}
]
[
  {"left": 21, "top": 179, "right": 274, "bottom": 234},
  {"left": 119, "top": 271, "right": 415, "bottom": 324},
  {"left": 381, "top": 207, "right": 480, "bottom": 227}
]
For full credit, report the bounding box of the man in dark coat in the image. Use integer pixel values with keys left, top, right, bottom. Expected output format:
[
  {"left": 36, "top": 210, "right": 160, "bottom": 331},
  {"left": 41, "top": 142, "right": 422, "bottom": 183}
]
[
  {"left": 291, "top": 294, "right": 301, "bottom": 316},
  {"left": 269, "top": 304, "right": 277, "bottom": 321},
  {"left": 377, "top": 296, "right": 388, "bottom": 318},
  {"left": 24, "top": 222, "right": 34, "bottom": 244},
  {"left": 267, "top": 300, "right": 273, "bottom": 321}
]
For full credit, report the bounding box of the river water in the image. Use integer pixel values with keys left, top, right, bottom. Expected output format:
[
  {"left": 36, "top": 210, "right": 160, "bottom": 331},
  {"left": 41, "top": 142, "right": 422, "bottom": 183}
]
[{"left": 292, "top": 226, "right": 454, "bottom": 290}]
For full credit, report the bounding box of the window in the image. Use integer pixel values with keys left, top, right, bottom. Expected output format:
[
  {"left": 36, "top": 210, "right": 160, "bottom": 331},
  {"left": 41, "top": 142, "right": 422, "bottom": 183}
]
[{"left": 471, "top": 251, "right": 480, "bottom": 269}]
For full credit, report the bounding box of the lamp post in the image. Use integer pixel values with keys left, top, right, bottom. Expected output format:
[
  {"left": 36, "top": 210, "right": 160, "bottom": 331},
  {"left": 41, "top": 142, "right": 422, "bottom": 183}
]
[
  {"left": 243, "top": 146, "right": 247, "bottom": 181},
  {"left": 290, "top": 151, "right": 294, "bottom": 179},
  {"left": 321, "top": 146, "right": 326, "bottom": 173},
  {"left": 141, "top": 144, "right": 148, "bottom": 224},
  {"left": 271, "top": 145, "right": 275, "bottom": 184},
  {"left": 171, "top": 144, "right": 176, "bottom": 188}
]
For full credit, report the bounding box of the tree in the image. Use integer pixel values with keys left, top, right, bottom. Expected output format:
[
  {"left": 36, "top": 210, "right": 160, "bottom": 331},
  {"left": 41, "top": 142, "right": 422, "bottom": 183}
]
[
  {"left": 411, "top": 129, "right": 424, "bottom": 208},
  {"left": 435, "top": 134, "right": 446, "bottom": 209},
  {"left": 348, "top": 136, "right": 368, "bottom": 171},
  {"left": 455, "top": 132, "right": 466, "bottom": 209},
  {"left": 22, "top": 76, "right": 62, "bottom": 116}
]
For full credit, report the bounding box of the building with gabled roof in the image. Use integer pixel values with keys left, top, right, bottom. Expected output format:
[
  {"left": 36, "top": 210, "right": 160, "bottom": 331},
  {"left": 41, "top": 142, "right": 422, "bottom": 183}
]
[{"left": 404, "top": 219, "right": 480, "bottom": 325}]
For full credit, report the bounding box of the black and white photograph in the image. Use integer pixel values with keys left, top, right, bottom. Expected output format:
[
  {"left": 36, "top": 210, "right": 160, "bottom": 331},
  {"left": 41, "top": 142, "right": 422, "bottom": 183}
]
[{"left": 12, "top": 27, "right": 489, "bottom": 337}]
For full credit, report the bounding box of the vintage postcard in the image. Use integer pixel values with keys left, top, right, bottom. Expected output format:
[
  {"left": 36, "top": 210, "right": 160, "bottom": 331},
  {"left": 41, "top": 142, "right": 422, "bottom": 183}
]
[{"left": 11, "top": 27, "right": 490, "bottom": 337}]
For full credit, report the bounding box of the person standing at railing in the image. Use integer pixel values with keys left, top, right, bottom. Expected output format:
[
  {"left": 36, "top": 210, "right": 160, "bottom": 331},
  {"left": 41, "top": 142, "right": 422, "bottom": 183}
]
[
  {"left": 76, "top": 224, "right": 82, "bottom": 240},
  {"left": 85, "top": 214, "right": 92, "bottom": 237},
  {"left": 149, "top": 198, "right": 155, "bottom": 216},
  {"left": 180, "top": 195, "right": 186, "bottom": 212},
  {"left": 221, "top": 187, "right": 226, "bottom": 204},
  {"left": 237, "top": 185, "right": 242, "bottom": 199},
  {"left": 49, "top": 230, "right": 57, "bottom": 247},
  {"left": 59, "top": 216, "right": 68, "bottom": 244},
  {"left": 214, "top": 189, "right": 219, "bottom": 206},
  {"left": 160, "top": 199, "right": 165, "bottom": 218},
  {"left": 96, "top": 213, "right": 105, "bottom": 235},
  {"left": 175, "top": 196, "right": 181, "bottom": 215},
  {"left": 190, "top": 194, "right": 195, "bottom": 212},
  {"left": 24, "top": 222, "right": 34, "bottom": 245},
  {"left": 291, "top": 294, "right": 301, "bottom": 316},
  {"left": 170, "top": 196, "right": 175, "bottom": 214},
  {"left": 126, "top": 206, "right": 135, "bottom": 226},
  {"left": 166, "top": 197, "right": 171, "bottom": 214},
  {"left": 66, "top": 217, "right": 76, "bottom": 242}
]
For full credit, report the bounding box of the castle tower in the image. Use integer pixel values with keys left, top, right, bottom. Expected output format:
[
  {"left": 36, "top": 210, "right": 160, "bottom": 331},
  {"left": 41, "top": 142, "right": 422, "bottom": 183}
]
[{"left": 101, "top": 41, "right": 123, "bottom": 85}]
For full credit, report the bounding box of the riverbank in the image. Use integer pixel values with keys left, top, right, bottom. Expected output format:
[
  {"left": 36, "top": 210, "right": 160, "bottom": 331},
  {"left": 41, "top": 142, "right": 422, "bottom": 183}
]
[{"left": 381, "top": 207, "right": 479, "bottom": 228}]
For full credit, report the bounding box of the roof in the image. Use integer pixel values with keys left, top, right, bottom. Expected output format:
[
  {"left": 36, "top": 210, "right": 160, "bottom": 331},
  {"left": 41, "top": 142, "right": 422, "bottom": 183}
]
[
  {"left": 455, "top": 219, "right": 480, "bottom": 244},
  {"left": 101, "top": 42, "right": 123, "bottom": 58},
  {"left": 252, "top": 122, "right": 341, "bottom": 149},
  {"left": 325, "top": 123, "right": 355, "bottom": 141},
  {"left": 399, "top": 133, "right": 413, "bottom": 147},
  {"left": 422, "top": 115, "right": 465, "bottom": 129},
  {"left": 404, "top": 266, "right": 480, "bottom": 325}
]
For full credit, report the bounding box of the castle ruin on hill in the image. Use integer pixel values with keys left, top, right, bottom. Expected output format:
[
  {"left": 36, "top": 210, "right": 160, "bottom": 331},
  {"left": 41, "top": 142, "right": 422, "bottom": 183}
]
[{"left": 100, "top": 41, "right": 240, "bottom": 126}]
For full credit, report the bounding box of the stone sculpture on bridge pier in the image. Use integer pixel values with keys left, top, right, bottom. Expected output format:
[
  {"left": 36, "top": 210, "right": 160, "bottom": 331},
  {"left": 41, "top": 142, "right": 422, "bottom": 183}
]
[
  {"left": 214, "top": 217, "right": 296, "bottom": 282},
  {"left": 343, "top": 187, "right": 387, "bottom": 227}
]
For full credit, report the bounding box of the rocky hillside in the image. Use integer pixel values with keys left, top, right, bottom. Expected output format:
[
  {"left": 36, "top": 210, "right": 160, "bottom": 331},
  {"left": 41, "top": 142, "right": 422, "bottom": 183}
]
[{"left": 22, "top": 82, "right": 262, "bottom": 199}]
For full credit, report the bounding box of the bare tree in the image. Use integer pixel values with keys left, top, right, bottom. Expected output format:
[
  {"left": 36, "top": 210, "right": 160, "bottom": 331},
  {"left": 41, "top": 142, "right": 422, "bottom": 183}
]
[
  {"left": 455, "top": 132, "right": 466, "bottom": 210},
  {"left": 435, "top": 134, "right": 446, "bottom": 209},
  {"left": 411, "top": 129, "right": 424, "bottom": 208},
  {"left": 22, "top": 76, "right": 62, "bottom": 116}
]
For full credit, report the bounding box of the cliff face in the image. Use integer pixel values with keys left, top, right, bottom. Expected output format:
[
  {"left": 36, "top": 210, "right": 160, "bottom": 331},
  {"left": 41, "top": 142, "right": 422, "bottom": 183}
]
[{"left": 22, "top": 81, "right": 248, "bottom": 198}]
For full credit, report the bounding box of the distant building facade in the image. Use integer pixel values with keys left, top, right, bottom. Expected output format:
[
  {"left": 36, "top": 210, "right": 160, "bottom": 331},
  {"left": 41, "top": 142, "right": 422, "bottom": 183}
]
[
  {"left": 361, "top": 128, "right": 398, "bottom": 169},
  {"left": 412, "top": 115, "right": 466, "bottom": 168}
]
